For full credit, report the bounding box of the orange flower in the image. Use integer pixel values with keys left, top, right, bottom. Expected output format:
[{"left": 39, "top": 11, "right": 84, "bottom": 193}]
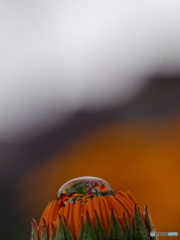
[
  {"left": 31, "top": 177, "right": 156, "bottom": 240},
  {"left": 92, "top": 183, "right": 100, "bottom": 189},
  {"left": 38, "top": 191, "right": 136, "bottom": 239},
  {"left": 99, "top": 184, "right": 108, "bottom": 192}
]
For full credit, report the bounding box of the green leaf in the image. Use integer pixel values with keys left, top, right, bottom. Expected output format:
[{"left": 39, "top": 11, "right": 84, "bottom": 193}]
[
  {"left": 123, "top": 212, "right": 134, "bottom": 240},
  {"left": 31, "top": 219, "right": 38, "bottom": 240},
  {"left": 78, "top": 217, "right": 84, "bottom": 240},
  {"left": 50, "top": 222, "right": 56, "bottom": 240},
  {"left": 55, "top": 215, "right": 65, "bottom": 240},
  {"left": 134, "top": 205, "right": 150, "bottom": 240},
  {"left": 31, "top": 200, "right": 158, "bottom": 240},
  {"left": 83, "top": 211, "right": 97, "bottom": 240},
  {"left": 95, "top": 211, "right": 108, "bottom": 240},
  {"left": 64, "top": 217, "right": 74, "bottom": 240},
  {"left": 110, "top": 209, "right": 125, "bottom": 240},
  {"left": 41, "top": 218, "right": 48, "bottom": 240},
  {"left": 108, "top": 221, "right": 113, "bottom": 240},
  {"left": 144, "top": 206, "right": 158, "bottom": 240}
]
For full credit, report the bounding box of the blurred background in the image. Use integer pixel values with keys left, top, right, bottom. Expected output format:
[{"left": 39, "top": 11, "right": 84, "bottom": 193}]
[{"left": 0, "top": 1, "right": 180, "bottom": 239}]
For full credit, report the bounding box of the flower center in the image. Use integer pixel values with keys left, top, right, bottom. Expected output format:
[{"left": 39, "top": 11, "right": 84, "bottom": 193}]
[{"left": 57, "top": 176, "right": 114, "bottom": 203}]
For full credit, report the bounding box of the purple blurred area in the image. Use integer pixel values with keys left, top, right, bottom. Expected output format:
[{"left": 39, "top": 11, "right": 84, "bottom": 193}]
[
  {"left": 1, "top": 76, "right": 180, "bottom": 180},
  {"left": 1, "top": 77, "right": 180, "bottom": 182}
]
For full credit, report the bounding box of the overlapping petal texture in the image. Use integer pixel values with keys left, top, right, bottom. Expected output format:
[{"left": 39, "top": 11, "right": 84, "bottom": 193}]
[{"left": 31, "top": 190, "right": 157, "bottom": 240}]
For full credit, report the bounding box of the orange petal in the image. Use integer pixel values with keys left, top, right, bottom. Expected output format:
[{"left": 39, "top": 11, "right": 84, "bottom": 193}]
[
  {"left": 74, "top": 201, "right": 81, "bottom": 239},
  {"left": 99, "top": 196, "right": 109, "bottom": 233},
  {"left": 39, "top": 200, "right": 55, "bottom": 239},
  {"left": 106, "top": 195, "right": 123, "bottom": 217},
  {"left": 63, "top": 202, "right": 70, "bottom": 222},
  {"left": 58, "top": 206, "right": 64, "bottom": 216},
  {"left": 118, "top": 191, "right": 135, "bottom": 207},
  {"left": 115, "top": 195, "right": 132, "bottom": 219},
  {"left": 80, "top": 202, "right": 88, "bottom": 225},
  {"left": 38, "top": 217, "right": 47, "bottom": 240},
  {"left": 93, "top": 195, "right": 102, "bottom": 222},
  {"left": 126, "top": 191, "right": 137, "bottom": 204},
  {"left": 87, "top": 198, "right": 95, "bottom": 228},
  {"left": 49, "top": 201, "right": 60, "bottom": 233},
  {"left": 117, "top": 193, "right": 134, "bottom": 212},
  {"left": 102, "top": 197, "right": 111, "bottom": 223},
  {"left": 68, "top": 203, "right": 75, "bottom": 237},
  {"left": 39, "top": 201, "right": 53, "bottom": 227}
]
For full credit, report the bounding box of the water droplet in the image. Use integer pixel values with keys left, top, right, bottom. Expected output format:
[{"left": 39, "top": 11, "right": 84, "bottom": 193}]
[{"left": 57, "top": 176, "right": 114, "bottom": 203}]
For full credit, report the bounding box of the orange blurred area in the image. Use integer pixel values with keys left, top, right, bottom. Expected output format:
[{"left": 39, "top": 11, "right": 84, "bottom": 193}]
[{"left": 16, "top": 118, "right": 180, "bottom": 238}]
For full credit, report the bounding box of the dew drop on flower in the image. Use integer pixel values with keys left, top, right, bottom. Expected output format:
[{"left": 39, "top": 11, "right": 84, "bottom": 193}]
[{"left": 57, "top": 176, "right": 114, "bottom": 203}]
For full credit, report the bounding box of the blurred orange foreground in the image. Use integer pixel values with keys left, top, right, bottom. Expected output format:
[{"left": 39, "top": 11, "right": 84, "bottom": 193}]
[{"left": 17, "top": 118, "right": 180, "bottom": 239}]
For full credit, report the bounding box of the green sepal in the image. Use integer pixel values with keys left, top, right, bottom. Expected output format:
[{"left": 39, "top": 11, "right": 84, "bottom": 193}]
[
  {"left": 123, "top": 212, "right": 134, "bottom": 240},
  {"left": 134, "top": 205, "right": 150, "bottom": 240},
  {"left": 50, "top": 222, "right": 56, "bottom": 240},
  {"left": 83, "top": 211, "right": 97, "bottom": 240},
  {"left": 41, "top": 218, "right": 48, "bottom": 240},
  {"left": 64, "top": 217, "right": 74, "bottom": 240},
  {"left": 55, "top": 215, "right": 65, "bottom": 240},
  {"left": 95, "top": 211, "right": 108, "bottom": 240},
  {"left": 144, "top": 206, "right": 158, "bottom": 240},
  {"left": 78, "top": 217, "right": 84, "bottom": 240},
  {"left": 108, "top": 222, "right": 113, "bottom": 240},
  {"left": 109, "top": 209, "right": 125, "bottom": 240},
  {"left": 31, "top": 203, "right": 157, "bottom": 240},
  {"left": 31, "top": 219, "right": 38, "bottom": 240}
]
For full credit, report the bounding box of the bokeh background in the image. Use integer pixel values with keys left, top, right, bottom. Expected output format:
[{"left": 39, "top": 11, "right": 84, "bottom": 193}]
[{"left": 0, "top": 1, "right": 180, "bottom": 239}]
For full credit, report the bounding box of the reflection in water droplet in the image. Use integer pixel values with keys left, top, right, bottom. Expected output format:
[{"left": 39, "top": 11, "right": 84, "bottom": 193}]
[{"left": 57, "top": 176, "right": 114, "bottom": 203}]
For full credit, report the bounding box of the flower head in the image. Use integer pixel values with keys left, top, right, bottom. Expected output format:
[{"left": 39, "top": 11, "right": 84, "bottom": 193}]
[{"left": 31, "top": 177, "right": 157, "bottom": 240}]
